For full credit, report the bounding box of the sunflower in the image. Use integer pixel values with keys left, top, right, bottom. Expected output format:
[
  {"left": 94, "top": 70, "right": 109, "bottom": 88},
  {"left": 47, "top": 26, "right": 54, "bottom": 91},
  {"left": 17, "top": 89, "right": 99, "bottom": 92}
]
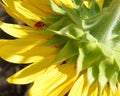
[{"left": 0, "top": 0, "right": 120, "bottom": 96}]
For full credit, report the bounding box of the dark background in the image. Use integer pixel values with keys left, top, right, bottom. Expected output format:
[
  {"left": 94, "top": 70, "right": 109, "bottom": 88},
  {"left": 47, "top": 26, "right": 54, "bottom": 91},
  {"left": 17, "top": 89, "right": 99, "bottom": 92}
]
[{"left": 0, "top": 4, "right": 28, "bottom": 96}]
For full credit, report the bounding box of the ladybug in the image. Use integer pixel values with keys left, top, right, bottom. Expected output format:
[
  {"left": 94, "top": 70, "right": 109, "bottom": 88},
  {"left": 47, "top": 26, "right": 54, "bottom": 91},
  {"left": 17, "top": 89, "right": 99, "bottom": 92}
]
[{"left": 34, "top": 21, "right": 46, "bottom": 29}]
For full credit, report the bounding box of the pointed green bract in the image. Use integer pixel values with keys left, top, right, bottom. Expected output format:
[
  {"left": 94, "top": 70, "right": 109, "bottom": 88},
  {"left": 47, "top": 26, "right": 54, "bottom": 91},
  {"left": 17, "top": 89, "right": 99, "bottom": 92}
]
[
  {"left": 50, "top": 0, "right": 120, "bottom": 94},
  {"left": 53, "top": 40, "right": 78, "bottom": 64},
  {"left": 50, "top": 0, "right": 65, "bottom": 14},
  {"left": 109, "top": 72, "right": 118, "bottom": 93},
  {"left": 98, "top": 60, "right": 108, "bottom": 94}
]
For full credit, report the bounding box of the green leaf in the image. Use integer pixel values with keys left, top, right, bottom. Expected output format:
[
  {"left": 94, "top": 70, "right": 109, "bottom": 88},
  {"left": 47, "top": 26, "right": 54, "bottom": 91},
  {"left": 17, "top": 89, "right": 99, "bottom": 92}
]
[{"left": 53, "top": 40, "right": 78, "bottom": 64}]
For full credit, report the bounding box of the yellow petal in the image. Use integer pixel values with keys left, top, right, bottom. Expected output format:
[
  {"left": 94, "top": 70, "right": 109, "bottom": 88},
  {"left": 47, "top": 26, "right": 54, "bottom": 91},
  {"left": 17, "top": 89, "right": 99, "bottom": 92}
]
[
  {"left": 2, "top": 0, "right": 48, "bottom": 27},
  {"left": 96, "top": 0, "right": 104, "bottom": 8},
  {"left": 0, "top": 35, "right": 56, "bottom": 63},
  {"left": 69, "top": 73, "right": 89, "bottom": 96},
  {"left": 0, "top": 21, "right": 35, "bottom": 38},
  {"left": 0, "top": 2, "right": 22, "bottom": 22},
  {"left": 28, "top": 64, "right": 76, "bottom": 96},
  {"left": 53, "top": 0, "right": 74, "bottom": 8},
  {"left": 116, "top": 83, "right": 120, "bottom": 96},
  {"left": 102, "top": 83, "right": 119, "bottom": 96},
  {"left": 84, "top": 0, "right": 104, "bottom": 9},
  {"left": 102, "top": 84, "right": 111, "bottom": 96},
  {"left": 83, "top": 1, "right": 92, "bottom": 9},
  {"left": 24, "top": 0, "right": 57, "bottom": 16},
  {"left": 7, "top": 55, "right": 56, "bottom": 84}
]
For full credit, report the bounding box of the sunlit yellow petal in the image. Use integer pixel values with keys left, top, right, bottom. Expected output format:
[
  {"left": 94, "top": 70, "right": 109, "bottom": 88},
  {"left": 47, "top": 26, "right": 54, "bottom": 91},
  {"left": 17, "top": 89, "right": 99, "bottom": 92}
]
[
  {"left": 96, "top": 0, "right": 104, "bottom": 8},
  {"left": 83, "top": 1, "right": 92, "bottom": 9},
  {"left": 116, "top": 83, "right": 120, "bottom": 95},
  {"left": 28, "top": 64, "right": 76, "bottom": 96},
  {"left": 0, "top": 35, "right": 56, "bottom": 63},
  {"left": 24, "top": 0, "right": 57, "bottom": 16},
  {"left": 0, "top": 2, "right": 22, "bottom": 22},
  {"left": 7, "top": 55, "right": 56, "bottom": 84},
  {"left": 0, "top": 21, "right": 35, "bottom": 38},
  {"left": 53, "top": 0, "right": 74, "bottom": 8},
  {"left": 69, "top": 73, "right": 89, "bottom": 96},
  {"left": 102, "top": 84, "right": 110, "bottom": 96},
  {"left": 88, "top": 82, "right": 98, "bottom": 96},
  {"left": 84, "top": 0, "right": 104, "bottom": 9},
  {"left": 2, "top": 0, "right": 48, "bottom": 27}
]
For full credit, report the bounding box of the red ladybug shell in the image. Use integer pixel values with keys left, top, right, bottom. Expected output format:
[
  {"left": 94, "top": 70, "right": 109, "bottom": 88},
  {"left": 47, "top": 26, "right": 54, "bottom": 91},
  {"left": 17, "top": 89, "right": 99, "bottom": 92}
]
[{"left": 34, "top": 22, "right": 46, "bottom": 29}]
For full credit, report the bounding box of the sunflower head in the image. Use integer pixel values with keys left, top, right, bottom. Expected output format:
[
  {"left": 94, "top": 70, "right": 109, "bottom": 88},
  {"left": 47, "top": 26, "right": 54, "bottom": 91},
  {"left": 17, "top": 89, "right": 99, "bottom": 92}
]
[{"left": 0, "top": 0, "right": 120, "bottom": 96}]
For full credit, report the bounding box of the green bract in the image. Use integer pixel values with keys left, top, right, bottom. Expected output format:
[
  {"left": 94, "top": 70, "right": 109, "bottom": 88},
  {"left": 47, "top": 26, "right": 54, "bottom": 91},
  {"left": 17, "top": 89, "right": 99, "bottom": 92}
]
[{"left": 40, "top": 0, "right": 120, "bottom": 94}]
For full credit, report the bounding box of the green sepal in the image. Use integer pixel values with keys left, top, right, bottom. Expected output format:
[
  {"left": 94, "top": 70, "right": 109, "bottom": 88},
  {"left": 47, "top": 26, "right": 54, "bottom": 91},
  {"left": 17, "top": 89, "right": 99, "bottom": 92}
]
[
  {"left": 43, "top": 35, "right": 68, "bottom": 46},
  {"left": 83, "top": 0, "right": 120, "bottom": 43},
  {"left": 53, "top": 40, "right": 78, "bottom": 64},
  {"left": 48, "top": 17, "right": 71, "bottom": 31},
  {"left": 87, "top": 55, "right": 103, "bottom": 85},
  {"left": 79, "top": 4, "right": 89, "bottom": 19},
  {"left": 41, "top": 17, "right": 72, "bottom": 35},
  {"left": 105, "top": 60, "right": 119, "bottom": 80},
  {"left": 77, "top": 48, "right": 84, "bottom": 74},
  {"left": 48, "top": 24, "right": 84, "bottom": 40},
  {"left": 44, "top": 16, "right": 63, "bottom": 25},
  {"left": 99, "top": 43, "right": 114, "bottom": 59},
  {"left": 103, "top": 0, "right": 113, "bottom": 7},
  {"left": 50, "top": 0, "right": 65, "bottom": 14},
  {"left": 98, "top": 59, "right": 108, "bottom": 94},
  {"left": 101, "top": 59, "right": 119, "bottom": 93},
  {"left": 74, "top": 0, "right": 81, "bottom": 8},
  {"left": 77, "top": 42, "right": 102, "bottom": 74},
  {"left": 118, "top": 71, "right": 120, "bottom": 83},
  {"left": 114, "top": 52, "right": 120, "bottom": 69},
  {"left": 89, "top": 0, "right": 101, "bottom": 16},
  {"left": 61, "top": 5, "right": 81, "bottom": 25},
  {"left": 67, "top": 55, "right": 78, "bottom": 64},
  {"left": 109, "top": 72, "right": 118, "bottom": 93}
]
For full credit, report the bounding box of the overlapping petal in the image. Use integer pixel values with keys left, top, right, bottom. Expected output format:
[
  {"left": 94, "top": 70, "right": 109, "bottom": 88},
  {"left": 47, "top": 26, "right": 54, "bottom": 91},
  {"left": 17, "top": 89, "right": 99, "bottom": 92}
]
[
  {"left": 0, "top": 21, "right": 39, "bottom": 38},
  {"left": 24, "top": 0, "right": 57, "bottom": 16},
  {"left": 0, "top": 33, "right": 56, "bottom": 63},
  {"left": 28, "top": 64, "right": 76, "bottom": 96},
  {"left": 1, "top": 0, "right": 56, "bottom": 27},
  {"left": 7, "top": 55, "right": 57, "bottom": 84}
]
